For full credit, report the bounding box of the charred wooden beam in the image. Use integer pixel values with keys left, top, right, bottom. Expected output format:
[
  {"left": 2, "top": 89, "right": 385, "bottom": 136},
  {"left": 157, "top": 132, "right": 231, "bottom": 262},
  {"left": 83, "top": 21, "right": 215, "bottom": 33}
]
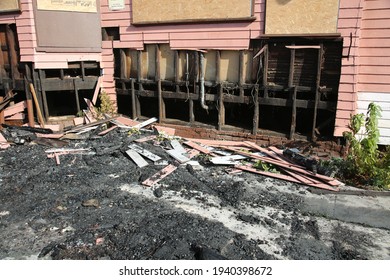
[
  {"left": 74, "top": 79, "right": 80, "bottom": 113},
  {"left": 130, "top": 78, "right": 138, "bottom": 119},
  {"left": 312, "top": 43, "right": 324, "bottom": 141},
  {"left": 218, "top": 83, "right": 225, "bottom": 130},
  {"left": 263, "top": 44, "right": 269, "bottom": 98},
  {"left": 289, "top": 86, "right": 297, "bottom": 140},
  {"left": 38, "top": 69, "right": 49, "bottom": 120},
  {"left": 252, "top": 85, "right": 259, "bottom": 134},
  {"left": 40, "top": 76, "right": 98, "bottom": 91},
  {"left": 239, "top": 51, "right": 245, "bottom": 98},
  {"left": 155, "top": 44, "right": 165, "bottom": 121}
]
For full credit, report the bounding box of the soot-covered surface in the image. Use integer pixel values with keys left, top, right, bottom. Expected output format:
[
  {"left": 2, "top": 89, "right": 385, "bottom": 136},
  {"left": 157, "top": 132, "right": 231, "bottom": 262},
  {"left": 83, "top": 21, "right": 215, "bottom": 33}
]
[{"left": 1, "top": 128, "right": 390, "bottom": 260}]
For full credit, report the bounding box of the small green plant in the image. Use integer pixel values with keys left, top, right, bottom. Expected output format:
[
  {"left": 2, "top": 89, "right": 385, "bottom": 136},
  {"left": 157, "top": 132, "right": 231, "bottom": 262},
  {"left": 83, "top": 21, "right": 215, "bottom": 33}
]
[
  {"left": 342, "top": 102, "right": 389, "bottom": 189},
  {"left": 128, "top": 127, "right": 141, "bottom": 136},
  {"left": 95, "top": 91, "right": 117, "bottom": 119},
  {"left": 253, "top": 160, "right": 278, "bottom": 173}
]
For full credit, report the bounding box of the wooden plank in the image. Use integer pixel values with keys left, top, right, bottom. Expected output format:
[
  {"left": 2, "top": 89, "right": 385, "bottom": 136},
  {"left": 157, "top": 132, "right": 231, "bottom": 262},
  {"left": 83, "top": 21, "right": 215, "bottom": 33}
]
[
  {"left": 142, "top": 164, "right": 178, "bottom": 187},
  {"left": 235, "top": 164, "right": 339, "bottom": 191},
  {"left": 98, "top": 125, "right": 118, "bottom": 136},
  {"left": 153, "top": 125, "right": 176, "bottom": 136},
  {"left": 170, "top": 140, "right": 186, "bottom": 154},
  {"left": 184, "top": 140, "right": 213, "bottom": 155},
  {"left": 125, "top": 149, "right": 149, "bottom": 168},
  {"left": 133, "top": 117, "right": 158, "bottom": 129},
  {"left": 166, "top": 149, "right": 191, "bottom": 163},
  {"left": 3, "top": 101, "right": 26, "bottom": 117},
  {"left": 210, "top": 155, "right": 246, "bottom": 165},
  {"left": 128, "top": 143, "right": 162, "bottom": 162},
  {"left": 135, "top": 135, "right": 158, "bottom": 143},
  {"left": 223, "top": 146, "right": 343, "bottom": 186}
]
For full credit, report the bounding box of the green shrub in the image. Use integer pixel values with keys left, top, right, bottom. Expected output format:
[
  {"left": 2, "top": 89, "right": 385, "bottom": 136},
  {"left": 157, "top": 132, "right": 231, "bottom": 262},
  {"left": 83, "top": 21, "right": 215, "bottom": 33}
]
[{"left": 342, "top": 103, "right": 389, "bottom": 189}]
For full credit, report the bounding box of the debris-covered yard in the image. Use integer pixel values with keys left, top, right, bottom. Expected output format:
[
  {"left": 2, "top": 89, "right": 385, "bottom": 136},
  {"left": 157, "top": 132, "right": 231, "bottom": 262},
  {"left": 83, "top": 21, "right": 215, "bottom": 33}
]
[{"left": 1, "top": 114, "right": 390, "bottom": 260}]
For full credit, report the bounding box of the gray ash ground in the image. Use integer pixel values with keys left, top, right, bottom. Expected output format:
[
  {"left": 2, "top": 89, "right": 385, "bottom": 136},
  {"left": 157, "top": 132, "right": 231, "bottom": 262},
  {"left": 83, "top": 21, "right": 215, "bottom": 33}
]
[{"left": 1, "top": 127, "right": 390, "bottom": 260}]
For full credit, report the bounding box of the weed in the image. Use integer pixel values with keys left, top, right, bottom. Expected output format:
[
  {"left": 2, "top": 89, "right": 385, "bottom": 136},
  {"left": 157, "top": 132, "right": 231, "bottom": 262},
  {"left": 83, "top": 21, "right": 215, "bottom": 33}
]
[
  {"left": 253, "top": 160, "right": 279, "bottom": 173},
  {"left": 341, "top": 103, "right": 390, "bottom": 189}
]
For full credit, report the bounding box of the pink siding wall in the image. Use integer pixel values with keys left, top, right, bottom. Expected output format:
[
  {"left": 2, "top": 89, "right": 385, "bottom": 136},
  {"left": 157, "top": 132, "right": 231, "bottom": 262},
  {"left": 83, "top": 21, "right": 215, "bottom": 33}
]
[
  {"left": 101, "top": 0, "right": 264, "bottom": 50},
  {"left": 358, "top": 0, "right": 390, "bottom": 93},
  {"left": 0, "top": 1, "right": 102, "bottom": 68},
  {"left": 100, "top": 0, "right": 264, "bottom": 107},
  {"left": 334, "top": 0, "right": 364, "bottom": 136},
  {"left": 0, "top": 1, "right": 114, "bottom": 100}
]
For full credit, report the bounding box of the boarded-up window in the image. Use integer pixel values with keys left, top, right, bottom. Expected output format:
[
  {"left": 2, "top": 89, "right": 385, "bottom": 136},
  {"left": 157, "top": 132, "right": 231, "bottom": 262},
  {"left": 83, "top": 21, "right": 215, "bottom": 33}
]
[
  {"left": 265, "top": 0, "right": 340, "bottom": 34},
  {"left": 34, "top": 0, "right": 101, "bottom": 52},
  {"left": 132, "top": 0, "right": 254, "bottom": 25}
]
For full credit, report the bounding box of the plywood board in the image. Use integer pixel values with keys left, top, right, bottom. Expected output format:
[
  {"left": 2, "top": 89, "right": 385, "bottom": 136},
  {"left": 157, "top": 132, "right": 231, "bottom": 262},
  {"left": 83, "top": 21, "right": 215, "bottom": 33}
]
[
  {"left": 37, "top": 0, "right": 97, "bottom": 13},
  {"left": 0, "top": 0, "right": 20, "bottom": 13},
  {"left": 265, "top": 0, "right": 340, "bottom": 34},
  {"left": 34, "top": 1, "right": 101, "bottom": 51},
  {"left": 132, "top": 0, "right": 253, "bottom": 24}
]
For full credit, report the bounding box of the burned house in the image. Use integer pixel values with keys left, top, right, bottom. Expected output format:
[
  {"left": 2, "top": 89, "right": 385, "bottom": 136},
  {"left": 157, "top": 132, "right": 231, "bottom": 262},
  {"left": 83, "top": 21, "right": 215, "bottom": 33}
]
[{"left": 0, "top": 0, "right": 389, "bottom": 144}]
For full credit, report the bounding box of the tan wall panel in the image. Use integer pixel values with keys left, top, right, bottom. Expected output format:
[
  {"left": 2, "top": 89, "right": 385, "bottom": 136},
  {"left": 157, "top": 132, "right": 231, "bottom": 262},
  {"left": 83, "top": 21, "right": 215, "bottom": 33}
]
[
  {"left": 160, "top": 44, "right": 175, "bottom": 81},
  {"left": 37, "top": 0, "right": 97, "bottom": 13},
  {"left": 220, "top": 51, "right": 239, "bottom": 83},
  {"left": 265, "top": 0, "right": 339, "bottom": 34},
  {"left": 0, "top": 0, "right": 20, "bottom": 12},
  {"left": 204, "top": 51, "right": 217, "bottom": 82},
  {"left": 132, "top": 0, "right": 253, "bottom": 24}
]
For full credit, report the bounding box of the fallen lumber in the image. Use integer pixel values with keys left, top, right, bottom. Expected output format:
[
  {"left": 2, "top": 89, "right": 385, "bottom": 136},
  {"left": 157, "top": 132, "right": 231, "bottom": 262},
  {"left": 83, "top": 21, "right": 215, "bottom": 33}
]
[
  {"left": 128, "top": 143, "right": 162, "bottom": 162},
  {"left": 4, "top": 101, "right": 26, "bottom": 117},
  {"left": 65, "top": 116, "right": 117, "bottom": 133},
  {"left": 235, "top": 164, "right": 339, "bottom": 192},
  {"left": 210, "top": 155, "right": 246, "bottom": 165},
  {"left": 166, "top": 149, "right": 190, "bottom": 164},
  {"left": 142, "top": 164, "right": 178, "bottom": 187},
  {"left": 142, "top": 149, "right": 199, "bottom": 187},
  {"left": 183, "top": 141, "right": 214, "bottom": 155},
  {"left": 133, "top": 117, "right": 158, "bottom": 129},
  {"left": 222, "top": 146, "right": 343, "bottom": 187},
  {"left": 135, "top": 135, "right": 157, "bottom": 143},
  {"left": 2, "top": 124, "right": 53, "bottom": 134},
  {"left": 125, "top": 149, "right": 149, "bottom": 168},
  {"left": 0, "top": 132, "right": 10, "bottom": 149}
]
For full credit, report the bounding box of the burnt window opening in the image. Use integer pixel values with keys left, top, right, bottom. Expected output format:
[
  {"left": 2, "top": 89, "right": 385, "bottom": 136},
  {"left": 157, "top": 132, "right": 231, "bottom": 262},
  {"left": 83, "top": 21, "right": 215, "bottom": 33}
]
[
  {"left": 46, "top": 89, "right": 95, "bottom": 117},
  {"left": 224, "top": 103, "right": 254, "bottom": 131},
  {"left": 139, "top": 96, "right": 158, "bottom": 119},
  {"left": 165, "top": 99, "right": 190, "bottom": 122},
  {"left": 102, "top": 27, "right": 120, "bottom": 41}
]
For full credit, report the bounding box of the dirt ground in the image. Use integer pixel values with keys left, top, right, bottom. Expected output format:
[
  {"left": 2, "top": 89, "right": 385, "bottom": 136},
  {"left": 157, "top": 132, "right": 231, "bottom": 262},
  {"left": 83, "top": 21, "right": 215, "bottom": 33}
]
[{"left": 1, "top": 127, "right": 390, "bottom": 260}]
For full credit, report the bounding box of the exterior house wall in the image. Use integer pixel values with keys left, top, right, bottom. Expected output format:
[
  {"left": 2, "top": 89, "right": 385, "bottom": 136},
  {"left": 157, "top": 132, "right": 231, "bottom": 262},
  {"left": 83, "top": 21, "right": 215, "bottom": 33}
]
[
  {"left": 101, "top": 0, "right": 264, "bottom": 50},
  {"left": 356, "top": 0, "right": 390, "bottom": 145},
  {"left": 334, "top": 0, "right": 364, "bottom": 136}
]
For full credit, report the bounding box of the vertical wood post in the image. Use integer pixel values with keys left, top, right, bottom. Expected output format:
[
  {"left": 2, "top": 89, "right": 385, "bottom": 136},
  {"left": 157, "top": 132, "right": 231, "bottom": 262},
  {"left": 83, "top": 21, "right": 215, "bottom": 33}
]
[
  {"left": 0, "top": 97, "right": 4, "bottom": 125},
  {"left": 288, "top": 46, "right": 296, "bottom": 140},
  {"left": 312, "top": 44, "right": 324, "bottom": 141},
  {"left": 263, "top": 45, "right": 269, "bottom": 98},
  {"left": 74, "top": 79, "right": 80, "bottom": 113},
  {"left": 290, "top": 86, "right": 297, "bottom": 140},
  {"left": 239, "top": 51, "right": 245, "bottom": 99},
  {"left": 253, "top": 85, "right": 259, "bottom": 135},
  {"left": 131, "top": 79, "right": 138, "bottom": 119},
  {"left": 38, "top": 69, "right": 49, "bottom": 120},
  {"left": 218, "top": 83, "right": 225, "bottom": 130},
  {"left": 156, "top": 45, "right": 165, "bottom": 122},
  {"left": 174, "top": 50, "right": 180, "bottom": 93},
  {"left": 26, "top": 99, "right": 35, "bottom": 127}
]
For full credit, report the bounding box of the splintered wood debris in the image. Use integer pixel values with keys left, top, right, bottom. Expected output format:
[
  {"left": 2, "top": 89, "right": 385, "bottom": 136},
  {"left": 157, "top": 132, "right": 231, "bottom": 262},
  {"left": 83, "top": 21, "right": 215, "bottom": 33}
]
[{"left": 1, "top": 97, "right": 343, "bottom": 191}]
